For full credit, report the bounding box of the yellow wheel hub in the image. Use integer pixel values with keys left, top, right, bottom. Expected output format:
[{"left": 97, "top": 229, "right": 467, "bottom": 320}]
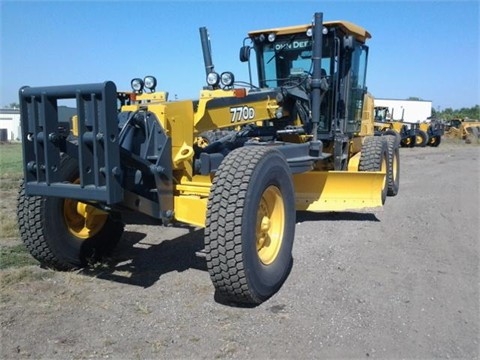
[
  {"left": 63, "top": 198, "right": 108, "bottom": 239},
  {"left": 256, "top": 185, "right": 285, "bottom": 265}
]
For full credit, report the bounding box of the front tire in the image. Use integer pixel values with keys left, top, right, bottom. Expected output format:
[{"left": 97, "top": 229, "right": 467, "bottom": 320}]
[
  {"left": 205, "top": 146, "right": 295, "bottom": 305},
  {"left": 17, "top": 156, "right": 124, "bottom": 270},
  {"left": 359, "top": 136, "right": 389, "bottom": 205}
]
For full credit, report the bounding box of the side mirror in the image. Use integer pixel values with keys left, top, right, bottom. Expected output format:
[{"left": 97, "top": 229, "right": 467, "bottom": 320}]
[{"left": 239, "top": 46, "right": 251, "bottom": 62}]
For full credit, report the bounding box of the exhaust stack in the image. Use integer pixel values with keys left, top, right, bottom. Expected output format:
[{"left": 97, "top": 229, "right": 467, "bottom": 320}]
[
  {"left": 310, "top": 12, "right": 324, "bottom": 141},
  {"left": 199, "top": 27, "right": 215, "bottom": 77}
]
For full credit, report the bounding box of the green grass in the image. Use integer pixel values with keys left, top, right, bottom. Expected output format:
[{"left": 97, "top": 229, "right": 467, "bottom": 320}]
[
  {"left": 0, "top": 244, "right": 39, "bottom": 270},
  {"left": 0, "top": 212, "right": 19, "bottom": 238},
  {"left": 0, "top": 143, "right": 23, "bottom": 180},
  {"left": 0, "top": 143, "right": 22, "bottom": 238},
  {"left": 0, "top": 143, "right": 37, "bottom": 271}
]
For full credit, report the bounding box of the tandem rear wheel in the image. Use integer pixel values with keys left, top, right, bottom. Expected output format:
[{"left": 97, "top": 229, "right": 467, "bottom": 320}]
[
  {"left": 383, "top": 135, "right": 400, "bottom": 196},
  {"left": 428, "top": 135, "right": 441, "bottom": 147},
  {"left": 204, "top": 146, "right": 295, "bottom": 305},
  {"left": 415, "top": 130, "right": 428, "bottom": 147}
]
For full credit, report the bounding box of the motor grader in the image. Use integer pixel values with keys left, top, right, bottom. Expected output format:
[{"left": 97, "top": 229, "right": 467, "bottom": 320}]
[
  {"left": 444, "top": 119, "right": 480, "bottom": 143},
  {"left": 17, "top": 12, "right": 399, "bottom": 305},
  {"left": 397, "top": 119, "right": 444, "bottom": 147},
  {"left": 374, "top": 106, "right": 417, "bottom": 147},
  {"left": 416, "top": 120, "right": 444, "bottom": 147}
]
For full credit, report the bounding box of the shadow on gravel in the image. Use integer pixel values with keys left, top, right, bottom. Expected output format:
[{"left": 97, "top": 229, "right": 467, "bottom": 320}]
[
  {"left": 81, "top": 228, "right": 207, "bottom": 288},
  {"left": 296, "top": 211, "right": 380, "bottom": 223}
]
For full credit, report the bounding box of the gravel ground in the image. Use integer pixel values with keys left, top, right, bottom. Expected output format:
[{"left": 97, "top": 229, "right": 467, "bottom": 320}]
[{"left": 1, "top": 143, "right": 479, "bottom": 359}]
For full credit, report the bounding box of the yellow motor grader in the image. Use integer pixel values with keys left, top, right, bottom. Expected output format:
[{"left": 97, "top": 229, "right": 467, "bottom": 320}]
[
  {"left": 399, "top": 120, "right": 444, "bottom": 148},
  {"left": 373, "top": 106, "right": 417, "bottom": 147},
  {"left": 417, "top": 120, "right": 444, "bottom": 147},
  {"left": 444, "top": 119, "right": 480, "bottom": 143},
  {"left": 17, "top": 12, "right": 399, "bottom": 305}
]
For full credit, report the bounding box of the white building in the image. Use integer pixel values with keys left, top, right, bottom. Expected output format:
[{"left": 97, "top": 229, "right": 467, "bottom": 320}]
[
  {"left": 0, "top": 108, "right": 21, "bottom": 141},
  {"left": 0, "top": 106, "right": 78, "bottom": 142},
  {"left": 374, "top": 98, "right": 432, "bottom": 123}
]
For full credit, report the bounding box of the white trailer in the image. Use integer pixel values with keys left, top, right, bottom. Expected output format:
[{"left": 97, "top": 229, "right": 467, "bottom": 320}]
[{"left": 374, "top": 98, "right": 432, "bottom": 123}]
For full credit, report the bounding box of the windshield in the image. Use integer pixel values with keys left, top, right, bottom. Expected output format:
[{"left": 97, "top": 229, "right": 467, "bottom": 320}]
[
  {"left": 258, "top": 36, "right": 333, "bottom": 88},
  {"left": 261, "top": 37, "right": 311, "bottom": 87},
  {"left": 253, "top": 30, "right": 369, "bottom": 135}
]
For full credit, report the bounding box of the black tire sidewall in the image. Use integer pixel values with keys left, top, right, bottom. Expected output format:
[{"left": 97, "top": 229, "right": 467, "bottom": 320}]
[
  {"left": 38, "top": 156, "right": 123, "bottom": 268},
  {"left": 360, "top": 136, "right": 389, "bottom": 204},
  {"left": 416, "top": 130, "right": 428, "bottom": 147},
  {"left": 379, "top": 141, "right": 389, "bottom": 204},
  {"left": 43, "top": 195, "right": 87, "bottom": 266},
  {"left": 385, "top": 135, "right": 400, "bottom": 196},
  {"left": 240, "top": 151, "right": 295, "bottom": 301}
]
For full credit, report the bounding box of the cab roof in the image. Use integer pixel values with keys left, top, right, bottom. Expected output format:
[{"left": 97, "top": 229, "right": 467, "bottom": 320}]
[{"left": 248, "top": 20, "right": 371, "bottom": 43}]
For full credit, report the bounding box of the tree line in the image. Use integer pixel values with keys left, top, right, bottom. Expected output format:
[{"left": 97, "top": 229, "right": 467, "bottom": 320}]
[{"left": 432, "top": 105, "right": 479, "bottom": 121}]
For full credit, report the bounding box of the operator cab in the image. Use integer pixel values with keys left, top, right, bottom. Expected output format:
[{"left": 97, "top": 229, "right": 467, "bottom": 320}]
[{"left": 242, "top": 21, "right": 371, "bottom": 139}]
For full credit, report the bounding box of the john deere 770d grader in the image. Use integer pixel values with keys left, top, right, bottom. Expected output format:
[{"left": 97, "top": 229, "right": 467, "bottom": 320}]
[{"left": 17, "top": 13, "right": 399, "bottom": 305}]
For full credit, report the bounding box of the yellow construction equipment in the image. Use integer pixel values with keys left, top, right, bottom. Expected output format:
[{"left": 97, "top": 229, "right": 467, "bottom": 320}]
[
  {"left": 373, "top": 106, "right": 417, "bottom": 147},
  {"left": 417, "top": 120, "right": 444, "bottom": 147},
  {"left": 444, "top": 119, "right": 480, "bottom": 143},
  {"left": 400, "top": 120, "right": 444, "bottom": 147},
  {"left": 17, "top": 12, "right": 399, "bottom": 305}
]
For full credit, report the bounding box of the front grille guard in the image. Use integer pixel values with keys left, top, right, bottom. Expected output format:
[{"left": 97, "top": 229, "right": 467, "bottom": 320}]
[{"left": 19, "top": 81, "right": 123, "bottom": 205}]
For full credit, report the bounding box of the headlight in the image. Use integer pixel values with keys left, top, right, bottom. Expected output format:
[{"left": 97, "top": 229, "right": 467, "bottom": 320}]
[
  {"left": 131, "top": 78, "right": 144, "bottom": 92},
  {"left": 268, "top": 33, "right": 276, "bottom": 42},
  {"left": 206, "top": 72, "right": 220, "bottom": 86},
  {"left": 144, "top": 76, "right": 157, "bottom": 91},
  {"left": 220, "top": 72, "right": 235, "bottom": 87}
]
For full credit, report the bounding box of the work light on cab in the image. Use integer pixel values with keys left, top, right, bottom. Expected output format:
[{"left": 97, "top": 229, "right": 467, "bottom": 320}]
[
  {"left": 206, "top": 72, "right": 220, "bottom": 86},
  {"left": 144, "top": 76, "right": 157, "bottom": 92},
  {"left": 130, "top": 78, "right": 144, "bottom": 93},
  {"left": 220, "top": 72, "right": 235, "bottom": 87}
]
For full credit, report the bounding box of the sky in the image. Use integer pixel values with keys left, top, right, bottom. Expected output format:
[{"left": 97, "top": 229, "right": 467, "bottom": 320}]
[{"left": 1, "top": 0, "right": 479, "bottom": 111}]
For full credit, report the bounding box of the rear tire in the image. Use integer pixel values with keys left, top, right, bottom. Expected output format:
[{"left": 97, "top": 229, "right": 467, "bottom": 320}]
[
  {"left": 359, "top": 136, "right": 389, "bottom": 205},
  {"left": 431, "top": 135, "right": 441, "bottom": 147},
  {"left": 205, "top": 146, "right": 295, "bottom": 305},
  {"left": 384, "top": 135, "right": 400, "bottom": 196},
  {"left": 401, "top": 135, "right": 416, "bottom": 148},
  {"left": 384, "top": 129, "right": 401, "bottom": 144},
  {"left": 17, "top": 156, "right": 124, "bottom": 270},
  {"left": 415, "top": 130, "right": 428, "bottom": 147}
]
